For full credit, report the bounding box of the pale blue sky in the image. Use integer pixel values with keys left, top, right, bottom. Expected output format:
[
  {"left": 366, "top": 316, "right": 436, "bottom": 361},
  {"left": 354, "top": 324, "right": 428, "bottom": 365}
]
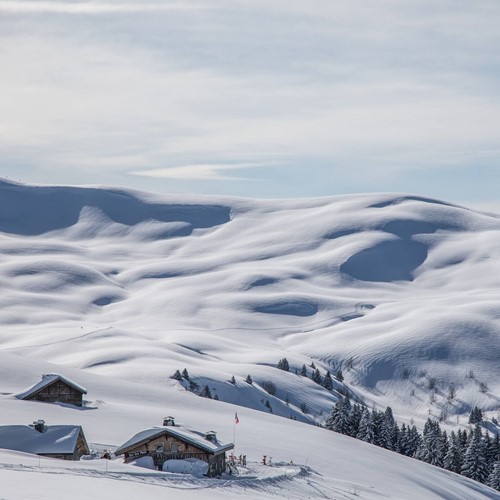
[{"left": 1, "top": 1, "right": 500, "bottom": 210}]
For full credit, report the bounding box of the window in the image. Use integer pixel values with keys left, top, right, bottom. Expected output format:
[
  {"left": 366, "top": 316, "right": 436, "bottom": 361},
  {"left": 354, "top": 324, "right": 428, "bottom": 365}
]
[
  {"left": 170, "top": 443, "right": 178, "bottom": 453},
  {"left": 155, "top": 443, "right": 164, "bottom": 453}
]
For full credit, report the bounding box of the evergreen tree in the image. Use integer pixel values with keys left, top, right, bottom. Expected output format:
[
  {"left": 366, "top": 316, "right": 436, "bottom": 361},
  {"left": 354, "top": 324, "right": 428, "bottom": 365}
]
[
  {"left": 488, "top": 462, "right": 500, "bottom": 491},
  {"left": 380, "top": 407, "right": 396, "bottom": 450},
  {"left": 349, "top": 404, "right": 363, "bottom": 438},
  {"left": 407, "top": 425, "right": 422, "bottom": 458},
  {"left": 438, "top": 430, "right": 449, "bottom": 468},
  {"left": 372, "top": 409, "right": 386, "bottom": 447},
  {"left": 356, "top": 408, "right": 375, "bottom": 444},
  {"left": 182, "top": 368, "right": 190, "bottom": 380},
  {"left": 469, "top": 406, "right": 483, "bottom": 424},
  {"left": 245, "top": 374, "right": 253, "bottom": 384},
  {"left": 200, "top": 384, "right": 212, "bottom": 399},
  {"left": 336, "top": 369, "right": 344, "bottom": 382},
  {"left": 300, "top": 364, "right": 307, "bottom": 377},
  {"left": 417, "top": 419, "right": 442, "bottom": 466},
  {"left": 310, "top": 362, "right": 316, "bottom": 369},
  {"left": 188, "top": 379, "right": 199, "bottom": 392},
  {"left": 443, "top": 431, "right": 463, "bottom": 474},
  {"left": 461, "top": 425, "right": 489, "bottom": 483},
  {"left": 312, "top": 368, "right": 322, "bottom": 385},
  {"left": 230, "top": 375, "right": 236, "bottom": 385},
  {"left": 398, "top": 423, "right": 409, "bottom": 455},
  {"left": 278, "top": 357, "right": 290, "bottom": 371},
  {"left": 172, "top": 369, "right": 182, "bottom": 381},
  {"left": 265, "top": 399, "right": 273, "bottom": 413},
  {"left": 323, "top": 371, "right": 333, "bottom": 391},
  {"left": 325, "top": 397, "right": 351, "bottom": 435}
]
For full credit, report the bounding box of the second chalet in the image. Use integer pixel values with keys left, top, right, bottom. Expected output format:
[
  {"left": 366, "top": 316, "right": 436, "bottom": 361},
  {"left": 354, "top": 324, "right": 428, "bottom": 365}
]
[{"left": 16, "top": 373, "right": 87, "bottom": 407}]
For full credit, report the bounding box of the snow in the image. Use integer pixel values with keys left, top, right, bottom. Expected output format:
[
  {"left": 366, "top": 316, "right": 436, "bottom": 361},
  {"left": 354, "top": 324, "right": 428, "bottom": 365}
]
[
  {"left": 0, "top": 424, "right": 82, "bottom": 455},
  {"left": 163, "top": 458, "right": 209, "bottom": 477},
  {"left": 0, "top": 179, "right": 499, "bottom": 498}
]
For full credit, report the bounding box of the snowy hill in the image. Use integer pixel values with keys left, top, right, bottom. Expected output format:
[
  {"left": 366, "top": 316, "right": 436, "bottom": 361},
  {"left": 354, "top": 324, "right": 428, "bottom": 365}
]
[{"left": 0, "top": 179, "right": 500, "bottom": 498}]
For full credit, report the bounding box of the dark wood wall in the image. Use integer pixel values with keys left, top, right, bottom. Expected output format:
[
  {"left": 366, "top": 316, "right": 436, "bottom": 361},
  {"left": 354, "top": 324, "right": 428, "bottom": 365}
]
[{"left": 25, "top": 380, "right": 84, "bottom": 406}]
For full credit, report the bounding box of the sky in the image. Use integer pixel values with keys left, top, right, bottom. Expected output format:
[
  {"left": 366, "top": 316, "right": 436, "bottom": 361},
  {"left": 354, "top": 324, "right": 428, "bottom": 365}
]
[{"left": 1, "top": 0, "right": 500, "bottom": 210}]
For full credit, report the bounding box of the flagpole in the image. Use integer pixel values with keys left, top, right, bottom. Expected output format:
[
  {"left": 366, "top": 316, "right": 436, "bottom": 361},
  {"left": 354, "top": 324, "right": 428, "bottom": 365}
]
[{"left": 233, "top": 415, "right": 236, "bottom": 452}]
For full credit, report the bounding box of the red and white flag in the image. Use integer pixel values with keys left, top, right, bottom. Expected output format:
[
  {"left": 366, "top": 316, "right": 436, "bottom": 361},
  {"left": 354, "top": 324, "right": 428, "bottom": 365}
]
[{"left": 235, "top": 412, "right": 239, "bottom": 424}]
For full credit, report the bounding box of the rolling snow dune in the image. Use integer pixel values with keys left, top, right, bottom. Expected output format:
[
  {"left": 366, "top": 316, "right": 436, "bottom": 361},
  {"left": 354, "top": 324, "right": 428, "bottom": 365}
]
[{"left": 0, "top": 179, "right": 500, "bottom": 433}]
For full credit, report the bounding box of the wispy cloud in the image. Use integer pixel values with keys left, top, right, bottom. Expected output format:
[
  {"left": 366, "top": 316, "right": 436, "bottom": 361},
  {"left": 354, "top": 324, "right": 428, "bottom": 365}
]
[
  {"left": 130, "top": 163, "right": 271, "bottom": 181},
  {"left": 0, "top": 1, "right": 499, "bottom": 200}
]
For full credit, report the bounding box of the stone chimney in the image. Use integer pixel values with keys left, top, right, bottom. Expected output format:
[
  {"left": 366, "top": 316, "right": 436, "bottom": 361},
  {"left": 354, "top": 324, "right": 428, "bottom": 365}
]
[
  {"left": 163, "top": 416, "right": 175, "bottom": 426},
  {"left": 205, "top": 431, "right": 217, "bottom": 442},
  {"left": 33, "top": 420, "right": 46, "bottom": 433}
]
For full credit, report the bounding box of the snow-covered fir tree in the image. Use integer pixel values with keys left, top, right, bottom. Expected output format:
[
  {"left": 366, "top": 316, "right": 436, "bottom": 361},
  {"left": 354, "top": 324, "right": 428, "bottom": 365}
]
[
  {"left": 322, "top": 371, "right": 333, "bottom": 390},
  {"left": 461, "top": 425, "right": 489, "bottom": 484},
  {"left": 488, "top": 462, "right": 500, "bottom": 491}
]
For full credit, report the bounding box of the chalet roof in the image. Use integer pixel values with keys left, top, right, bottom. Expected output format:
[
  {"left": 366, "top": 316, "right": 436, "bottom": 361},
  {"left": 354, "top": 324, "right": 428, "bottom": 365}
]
[
  {"left": 15, "top": 373, "right": 87, "bottom": 400},
  {"left": 0, "top": 425, "right": 84, "bottom": 455},
  {"left": 115, "top": 425, "right": 234, "bottom": 456}
]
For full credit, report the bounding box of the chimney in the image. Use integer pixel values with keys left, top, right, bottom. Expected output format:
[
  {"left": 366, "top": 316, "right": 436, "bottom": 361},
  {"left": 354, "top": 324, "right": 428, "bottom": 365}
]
[
  {"left": 163, "top": 416, "right": 175, "bottom": 427},
  {"left": 205, "top": 431, "right": 217, "bottom": 442},
  {"left": 33, "top": 420, "right": 46, "bottom": 433}
]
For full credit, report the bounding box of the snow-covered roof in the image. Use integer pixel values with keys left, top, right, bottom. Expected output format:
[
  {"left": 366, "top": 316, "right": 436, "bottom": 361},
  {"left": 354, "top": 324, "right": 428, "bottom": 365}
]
[
  {"left": 15, "top": 373, "right": 87, "bottom": 400},
  {"left": 115, "top": 425, "right": 234, "bottom": 456},
  {"left": 0, "top": 425, "right": 84, "bottom": 455}
]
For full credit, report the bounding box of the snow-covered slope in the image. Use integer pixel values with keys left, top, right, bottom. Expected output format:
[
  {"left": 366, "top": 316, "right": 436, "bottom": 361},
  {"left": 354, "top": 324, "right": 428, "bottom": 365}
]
[
  {"left": 0, "top": 352, "right": 498, "bottom": 499},
  {"left": 1, "top": 179, "right": 499, "bottom": 425},
  {"left": 0, "top": 179, "right": 500, "bottom": 497}
]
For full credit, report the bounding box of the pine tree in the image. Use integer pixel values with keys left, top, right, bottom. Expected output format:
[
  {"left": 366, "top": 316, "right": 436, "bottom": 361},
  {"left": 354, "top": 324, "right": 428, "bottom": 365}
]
[
  {"left": 278, "top": 358, "right": 290, "bottom": 371},
  {"left": 323, "top": 371, "right": 333, "bottom": 391},
  {"left": 417, "top": 419, "right": 442, "bottom": 466},
  {"left": 182, "top": 368, "right": 190, "bottom": 380},
  {"left": 300, "top": 364, "right": 307, "bottom": 377},
  {"left": 488, "top": 462, "right": 500, "bottom": 491},
  {"left": 380, "top": 407, "right": 396, "bottom": 450},
  {"left": 265, "top": 399, "right": 273, "bottom": 413},
  {"left": 348, "top": 404, "right": 363, "bottom": 438},
  {"left": 336, "top": 369, "right": 344, "bottom": 382},
  {"left": 407, "top": 425, "right": 422, "bottom": 458},
  {"left": 356, "top": 408, "right": 375, "bottom": 444},
  {"left": 200, "top": 384, "right": 212, "bottom": 398},
  {"left": 172, "top": 369, "right": 182, "bottom": 381},
  {"left": 398, "top": 423, "right": 408, "bottom": 455},
  {"left": 461, "top": 425, "right": 489, "bottom": 484},
  {"left": 372, "top": 409, "right": 386, "bottom": 447},
  {"left": 230, "top": 375, "right": 236, "bottom": 385},
  {"left": 245, "top": 374, "right": 253, "bottom": 384},
  {"left": 312, "top": 368, "right": 322, "bottom": 385},
  {"left": 443, "top": 431, "right": 463, "bottom": 474},
  {"left": 325, "top": 398, "right": 351, "bottom": 435},
  {"left": 469, "top": 406, "right": 483, "bottom": 424}
]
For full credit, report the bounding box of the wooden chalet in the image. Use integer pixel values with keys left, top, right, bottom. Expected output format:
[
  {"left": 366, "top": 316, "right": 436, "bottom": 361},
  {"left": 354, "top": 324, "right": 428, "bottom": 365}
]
[
  {"left": 0, "top": 420, "right": 89, "bottom": 460},
  {"left": 16, "top": 373, "right": 87, "bottom": 407},
  {"left": 115, "top": 417, "right": 234, "bottom": 477}
]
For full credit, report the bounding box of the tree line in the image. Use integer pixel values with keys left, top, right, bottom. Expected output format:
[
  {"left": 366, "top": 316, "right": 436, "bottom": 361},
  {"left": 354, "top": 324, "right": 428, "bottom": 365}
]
[{"left": 325, "top": 397, "right": 500, "bottom": 490}]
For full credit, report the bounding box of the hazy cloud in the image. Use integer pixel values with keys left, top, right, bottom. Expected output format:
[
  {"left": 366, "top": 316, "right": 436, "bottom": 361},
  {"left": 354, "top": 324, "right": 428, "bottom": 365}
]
[
  {"left": 130, "top": 163, "right": 271, "bottom": 181},
  {"left": 0, "top": 1, "right": 499, "bottom": 202}
]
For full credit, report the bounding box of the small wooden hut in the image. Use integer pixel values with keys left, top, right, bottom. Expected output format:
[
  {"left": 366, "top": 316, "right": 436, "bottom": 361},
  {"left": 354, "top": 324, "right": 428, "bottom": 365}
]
[
  {"left": 115, "top": 417, "right": 233, "bottom": 476},
  {"left": 0, "top": 420, "right": 89, "bottom": 460},
  {"left": 16, "top": 374, "right": 87, "bottom": 407}
]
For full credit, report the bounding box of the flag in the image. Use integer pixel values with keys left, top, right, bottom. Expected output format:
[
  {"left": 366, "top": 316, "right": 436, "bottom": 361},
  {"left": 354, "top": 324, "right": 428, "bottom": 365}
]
[{"left": 235, "top": 412, "right": 239, "bottom": 424}]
